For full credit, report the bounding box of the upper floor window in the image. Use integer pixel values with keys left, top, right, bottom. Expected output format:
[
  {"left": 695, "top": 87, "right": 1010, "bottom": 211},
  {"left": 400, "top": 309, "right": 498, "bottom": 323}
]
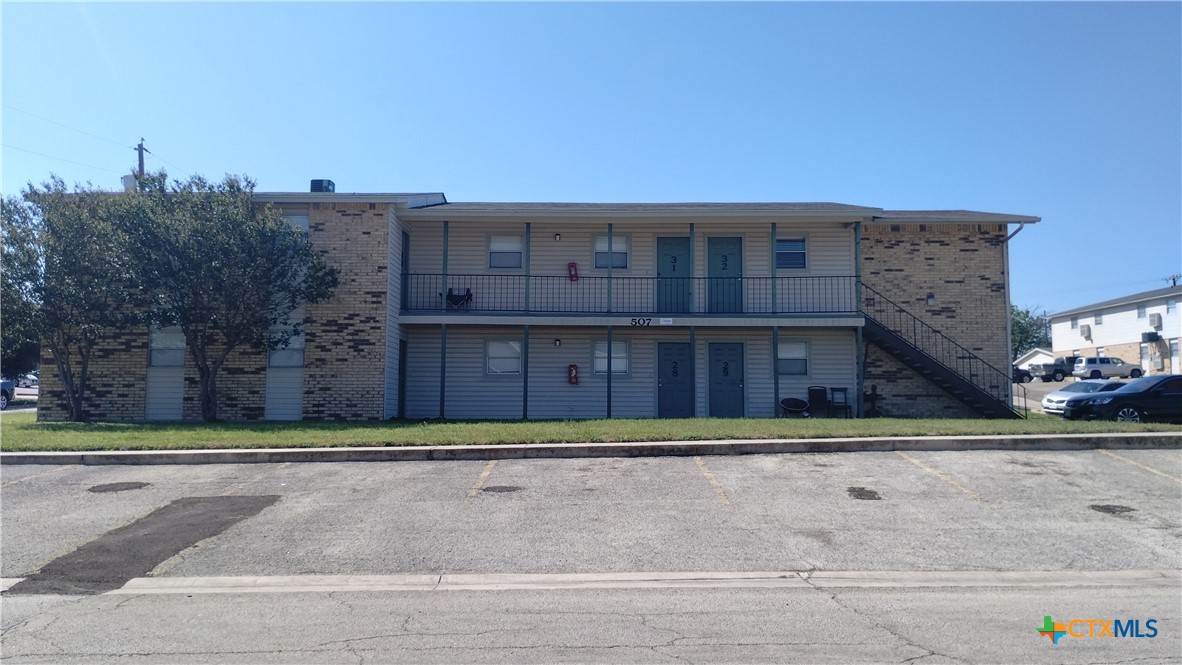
[
  {"left": 776, "top": 341, "right": 809, "bottom": 375},
  {"left": 775, "top": 237, "right": 807, "bottom": 269},
  {"left": 1168, "top": 299, "right": 1177, "bottom": 314},
  {"left": 594, "top": 236, "right": 629, "bottom": 269},
  {"left": 1137, "top": 304, "right": 1147, "bottom": 319},
  {"left": 486, "top": 341, "right": 522, "bottom": 375},
  {"left": 1070, "top": 316, "right": 1078, "bottom": 329},
  {"left": 489, "top": 236, "right": 523, "bottom": 269},
  {"left": 1094, "top": 312, "right": 1103, "bottom": 325},
  {"left": 149, "top": 326, "right": 186, "bottom": 367},
  {"left": 593, "top": 341, "right": 629, "bottom": 374}
]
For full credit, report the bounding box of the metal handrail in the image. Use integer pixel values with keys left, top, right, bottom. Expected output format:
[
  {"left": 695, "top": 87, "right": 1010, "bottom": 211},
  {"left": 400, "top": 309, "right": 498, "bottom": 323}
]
[
  {"left": 859, "top": 282, "right": 1026, "bottom": 417},
  {"left": 402, "top": 273, "right": 858, "bottom": 315}
]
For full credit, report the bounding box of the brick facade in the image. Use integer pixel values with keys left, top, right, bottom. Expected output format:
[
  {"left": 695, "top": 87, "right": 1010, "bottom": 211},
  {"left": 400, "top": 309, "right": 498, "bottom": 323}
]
[
  {"left": 301, "top": 202, "right": 389, "bottom": 420},
  {"left": 37, "top": 329, "right": 149, "bottom": 422},
  {"left": 861, "top": 223, "right": 1011, "bottom": 418}
]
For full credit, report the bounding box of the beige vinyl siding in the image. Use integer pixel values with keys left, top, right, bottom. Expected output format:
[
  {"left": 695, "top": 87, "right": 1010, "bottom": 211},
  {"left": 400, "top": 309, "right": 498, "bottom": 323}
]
[
  {"left": 694, "top": 329, "right": 773, "bottom": 418},
  {"left": 773, "top": 327, "right": 858, "bottom": 410},
  {"left": 144, "top": 367, "right": 184, "bottom": 420},
  {"left": 526, "top": 327, "right": 659, "bottom": 419},
  {"left": 405, "top": 219, "right": 854, "bottom": 315},
  {"left": 404, "top": 326, "right": 526, "bottom": 419}
]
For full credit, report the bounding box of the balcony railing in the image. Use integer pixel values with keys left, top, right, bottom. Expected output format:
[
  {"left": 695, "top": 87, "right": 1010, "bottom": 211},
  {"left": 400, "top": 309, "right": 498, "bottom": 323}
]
[{"left": 402, "top": 274, "right": 858, "bottom": 315}]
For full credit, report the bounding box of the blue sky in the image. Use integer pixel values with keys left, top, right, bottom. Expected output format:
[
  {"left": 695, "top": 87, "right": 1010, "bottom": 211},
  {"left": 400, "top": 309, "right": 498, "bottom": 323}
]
[{"left": 3, "top": 2, "right": 1179, "bottom": 315}]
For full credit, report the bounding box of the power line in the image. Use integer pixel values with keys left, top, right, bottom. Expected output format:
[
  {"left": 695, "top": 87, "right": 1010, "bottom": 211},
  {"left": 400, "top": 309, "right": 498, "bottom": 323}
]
[
  {"left": 2, "top": 144, "right": 126, "bottom": 175},
  {"left": 144, "top": 148, "right": 191, "bottom": 178},
  {"left": 3, "top": 104, "right": 132, "bottom": 149}
]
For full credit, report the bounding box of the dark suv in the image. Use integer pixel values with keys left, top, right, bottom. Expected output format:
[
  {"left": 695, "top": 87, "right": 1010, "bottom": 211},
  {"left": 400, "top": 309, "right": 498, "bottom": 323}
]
[{"left": 1061, "top": 374, "right": 1182, "bottom": 423}]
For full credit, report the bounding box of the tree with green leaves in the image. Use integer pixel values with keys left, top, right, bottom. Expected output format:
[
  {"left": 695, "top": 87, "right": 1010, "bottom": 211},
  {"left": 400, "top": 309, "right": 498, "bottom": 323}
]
[
  {"left": 1, "top": 196, "right": 43, "bottom": 378},
  {"left": 1011, "top": 304, "right": 1051, "bottom": 360},
  {"left": 123, "top": 172, "right": 339, "bottom": 421},
  {"left": 20, "top": 178, "right": 146, "bottom": 421}
]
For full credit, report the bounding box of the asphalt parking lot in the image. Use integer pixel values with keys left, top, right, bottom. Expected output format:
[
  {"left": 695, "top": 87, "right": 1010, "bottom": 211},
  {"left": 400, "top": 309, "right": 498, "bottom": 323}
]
[
  {"left": 3, "top": 450, "right": 1179, "bottom": 663},
  {"left": 4, "top": 449, "right": 1179, "bottom": 580}
]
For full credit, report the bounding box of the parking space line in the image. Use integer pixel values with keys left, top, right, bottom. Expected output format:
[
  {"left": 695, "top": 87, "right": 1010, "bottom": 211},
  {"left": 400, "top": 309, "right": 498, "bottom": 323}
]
[
  {"left": 693, "top": 456, "right": 733, "bottom": 508},
  {"left": 895, "top": 451, "right": 987, "bottom": 503},
  {"left": 1, "top": 465, "right": 69, "bottom": 487},
  {"left": 1097, "top": 450, "right": 1182, "bottom": 483},
  {"left": 465, "top": 460, "right": 498, "bottom": 504}
]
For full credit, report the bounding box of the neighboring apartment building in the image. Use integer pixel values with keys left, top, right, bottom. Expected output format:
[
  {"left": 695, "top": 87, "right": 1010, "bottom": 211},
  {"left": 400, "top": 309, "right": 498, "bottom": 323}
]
[
  {"left": 1049, "top": 286, "right": 1182, "bottom": 376},
  {"left": 38, "top": 184, "right": 1038, "bottom": 422}
]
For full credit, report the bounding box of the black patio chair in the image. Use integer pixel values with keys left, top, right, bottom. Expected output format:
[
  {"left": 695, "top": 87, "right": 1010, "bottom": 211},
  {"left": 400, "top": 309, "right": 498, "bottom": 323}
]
[
  {"left": 446, "top": 287, "right": 473, "bottom": 309},
  {"left": 779, "top": 397, "right": 810, "bottom": 418}
]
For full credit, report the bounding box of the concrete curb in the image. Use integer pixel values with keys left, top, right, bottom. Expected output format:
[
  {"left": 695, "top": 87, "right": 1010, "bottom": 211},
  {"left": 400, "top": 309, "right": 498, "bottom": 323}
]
[{"left": 2, "top": 432, "right": 1179, "bottom": 465}]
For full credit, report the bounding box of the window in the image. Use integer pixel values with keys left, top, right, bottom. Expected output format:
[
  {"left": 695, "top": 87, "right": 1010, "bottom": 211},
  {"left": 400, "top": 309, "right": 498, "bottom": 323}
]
[
  {"left": 283, "top": 214, "right": 310, "bottom": 233},
  {"left": 486, "top": 341, "right": 522, "bottom": 375},
  {"left": 1070, "top": 316, "right": 1078, "bottom": 329},
  {"left": 775, "top": 237, "right": 807, "bottom": 269},
  {"left": 593, "top": 341, "right": 629, "bottom": 374},
  {"left": 489, "top": 235, "right": 523, "bottom": 269},
  {"left": 1095, "top": 312, "right": 1103, "bottom": 325},
  {"left": 594, "top": 236, "right": 629, "bottom": 269},
  {"left": 268, "top": 304, "right": 306, "bottom": 368},
  {"left": 149, "top": 327, "right": 185, "bottom": 367},
  {"left": 1097, "top": 347, "right": 1106, "bottom": 357},
  {"left": 776, "top": 341, "right": 809, "bottom": 375},
  {"left": 1137, "top": 304, "right": 1147, "bottom": 319},
  {"left": 1168, "top": 299, "right": 1177, "bottom": 314}
]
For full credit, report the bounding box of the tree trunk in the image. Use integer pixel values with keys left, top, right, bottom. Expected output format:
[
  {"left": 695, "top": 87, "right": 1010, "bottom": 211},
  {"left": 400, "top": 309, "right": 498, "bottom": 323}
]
[{"left": 196, "top": 362, "right": 218, "bottom": 421}]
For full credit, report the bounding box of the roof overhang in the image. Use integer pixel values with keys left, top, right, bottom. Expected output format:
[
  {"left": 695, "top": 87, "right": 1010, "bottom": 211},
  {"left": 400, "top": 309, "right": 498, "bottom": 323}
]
[
  {"left": 872, "top": 210, "right": 1041, "bottom": 225},
  {"left": 398, "top": 202, "right": 883, "bottom": 222},
  {"left": 252, "top": 192, "right": 447, "bottom": 207}
]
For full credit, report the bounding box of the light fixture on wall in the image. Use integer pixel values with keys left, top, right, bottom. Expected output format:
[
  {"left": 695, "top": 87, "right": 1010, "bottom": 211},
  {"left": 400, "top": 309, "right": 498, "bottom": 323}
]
[
  {"left": 926, "top": 292, "right": 935, "bottom": 307},
  {"left": 554, "top": 339, "right": 562, "bottom": 347},
  {"left": 554, "top": 233, "right": 561, "bottom": 241}
]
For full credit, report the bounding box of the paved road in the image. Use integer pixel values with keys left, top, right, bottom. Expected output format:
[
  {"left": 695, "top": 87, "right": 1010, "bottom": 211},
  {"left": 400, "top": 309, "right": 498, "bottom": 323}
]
[{"left": 2, "top": 449, "right": 1180, "bottom": 663}]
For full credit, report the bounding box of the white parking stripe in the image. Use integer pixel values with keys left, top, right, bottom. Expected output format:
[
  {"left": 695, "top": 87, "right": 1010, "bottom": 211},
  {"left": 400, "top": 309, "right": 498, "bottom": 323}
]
[{"left": 1097, "top": 449, "right": 1182, "bottom": 483}]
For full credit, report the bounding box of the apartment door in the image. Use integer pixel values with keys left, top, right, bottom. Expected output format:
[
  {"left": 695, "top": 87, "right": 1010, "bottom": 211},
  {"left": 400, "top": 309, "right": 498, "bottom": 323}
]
[
  {"left": 708, "top": 342, "right": 744, "bottom": 417},
  {"left": 657, "top": 342, "right": 694, "bottom": 417},
  {"left": 656, "top": 237, "right": 691, "bottom": 313},
  {"left": 708, "top": 237, "right": 743, "bottom": 313}
]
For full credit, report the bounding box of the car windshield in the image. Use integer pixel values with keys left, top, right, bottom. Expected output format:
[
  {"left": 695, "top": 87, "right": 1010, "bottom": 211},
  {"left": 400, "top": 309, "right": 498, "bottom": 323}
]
[
  {"left": 1110, "top": 377, "right": 1157, "bottom": 394},
  {"left": 1062, "top": 382, "right": 1104, "bottom": 393}
]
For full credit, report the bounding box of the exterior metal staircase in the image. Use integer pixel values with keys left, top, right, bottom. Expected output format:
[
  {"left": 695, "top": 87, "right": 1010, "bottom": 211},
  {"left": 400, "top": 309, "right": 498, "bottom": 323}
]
[{"left": 860, "top": 283, "right": 1026, "bottom": 419}]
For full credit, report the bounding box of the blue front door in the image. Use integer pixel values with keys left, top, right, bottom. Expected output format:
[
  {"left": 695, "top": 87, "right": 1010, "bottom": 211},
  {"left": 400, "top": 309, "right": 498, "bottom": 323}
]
[
  {"left": 658, "top": 342, "right": 694, "bottom": 418},
  {"left": 708, "top": 343, "right": 744, "bottom": 417},
  {"left": 657, "top": 237, "right": 691, "bottom": 313},
  {"left": 708, "top": 237, "right": 742, "bottom": 313}
]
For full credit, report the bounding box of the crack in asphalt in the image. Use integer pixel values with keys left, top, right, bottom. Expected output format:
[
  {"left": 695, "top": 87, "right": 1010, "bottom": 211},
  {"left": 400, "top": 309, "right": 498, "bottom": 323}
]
[{"left": 797, "top": 573, "right": 967, "bottom": 665}]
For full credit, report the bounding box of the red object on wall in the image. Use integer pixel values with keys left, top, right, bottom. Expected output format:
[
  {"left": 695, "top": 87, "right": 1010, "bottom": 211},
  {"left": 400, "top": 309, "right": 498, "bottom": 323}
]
[
  {"left": 567, "top": 262, "right": 579, "bottom": 282},
  {"left": 568, "top": 364, "right": 579, "bottom": 385}
]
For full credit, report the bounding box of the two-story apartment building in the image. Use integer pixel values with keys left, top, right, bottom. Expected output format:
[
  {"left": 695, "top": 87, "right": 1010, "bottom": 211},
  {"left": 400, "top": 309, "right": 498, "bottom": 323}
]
[
  {"left": 1049, "top": 286, "right": 1182, "bottom": 376},
  {"left": 37, "top": 185, "right": 1038, "bottom": 422}
]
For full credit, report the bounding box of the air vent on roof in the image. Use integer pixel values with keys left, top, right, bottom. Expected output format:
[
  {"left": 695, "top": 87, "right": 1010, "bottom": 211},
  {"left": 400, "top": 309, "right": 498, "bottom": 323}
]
[{"left": 310, "top": 179, "right": 335, "bottom": 193}]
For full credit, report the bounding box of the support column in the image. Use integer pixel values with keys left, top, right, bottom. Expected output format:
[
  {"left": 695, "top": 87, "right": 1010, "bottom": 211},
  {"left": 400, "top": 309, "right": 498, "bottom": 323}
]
[
  {"left": 524, "top": 222, "right": 531, "bottom": 313},
  {"left": 689, "top": 326, "right": 697, "bottom": 417},
  {"left": 855, "top": 220, "right": 864, "bottom": 417},
  {"left": 606, "top": 223, "right": 614, "bottom": 313},
  {"left": 522, "top": 325, "right": 530, "bottom": 420},
  {"left": 688, "top": 223, "right": 696, "bottom": 313},
  {"left": 606, "top": 325, "right": 613, "bottom": 418},
  {"left": 770, "top": 222, "right": 778, "bottom": 314},
  {"left": 439, "top": 323, "right": 448, "bottom": 419},
  {"left": 441, "top": 220, "right": 450, "bottom": 312},
  {"left": 772, "top": 326, "right": 780, "bottom": 409}
]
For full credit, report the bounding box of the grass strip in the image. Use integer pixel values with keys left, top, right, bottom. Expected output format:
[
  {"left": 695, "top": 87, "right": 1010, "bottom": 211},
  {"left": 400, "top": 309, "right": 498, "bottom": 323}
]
[{"left": 1, "top": 412, "right": 1176, "bottom": 452}]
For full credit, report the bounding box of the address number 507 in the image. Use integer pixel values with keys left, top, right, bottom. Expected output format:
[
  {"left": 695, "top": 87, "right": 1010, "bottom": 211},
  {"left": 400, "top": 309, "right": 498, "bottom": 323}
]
[{"left": 630, "top": 318, "right": 652, "bottom": 326}]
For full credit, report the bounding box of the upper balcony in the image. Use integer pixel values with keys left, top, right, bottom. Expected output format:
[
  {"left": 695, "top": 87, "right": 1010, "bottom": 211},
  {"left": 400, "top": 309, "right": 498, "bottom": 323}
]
[{"left": 401, "top": 273, "right": 859, "bottom": 321}]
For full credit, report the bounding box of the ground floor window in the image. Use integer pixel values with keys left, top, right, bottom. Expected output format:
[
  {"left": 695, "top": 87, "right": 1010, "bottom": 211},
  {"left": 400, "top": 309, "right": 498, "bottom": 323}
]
[
  {"left": 149, "top": 327, "right": 185, "bottom": 367},
  {"left": 486, "top": 341, "right": 522, "bottom": 374},
  {"left": 776, "top": 340, "right": 809, "bottom": 375},
  {"left": 593, "top": 341, "right": 629, "bottom": 374}
]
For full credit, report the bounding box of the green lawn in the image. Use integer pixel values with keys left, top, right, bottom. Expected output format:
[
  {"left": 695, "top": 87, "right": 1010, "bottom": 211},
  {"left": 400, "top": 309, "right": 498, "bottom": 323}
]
[{"left": 1, "top": 411, "right": 1175, "bottom": 452}]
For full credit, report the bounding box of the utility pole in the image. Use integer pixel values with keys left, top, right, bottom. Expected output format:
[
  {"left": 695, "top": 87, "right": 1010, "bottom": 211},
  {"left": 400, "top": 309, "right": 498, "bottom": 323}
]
[{"left": 135, "top": 138, "right": 145, "bottom": 180}]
